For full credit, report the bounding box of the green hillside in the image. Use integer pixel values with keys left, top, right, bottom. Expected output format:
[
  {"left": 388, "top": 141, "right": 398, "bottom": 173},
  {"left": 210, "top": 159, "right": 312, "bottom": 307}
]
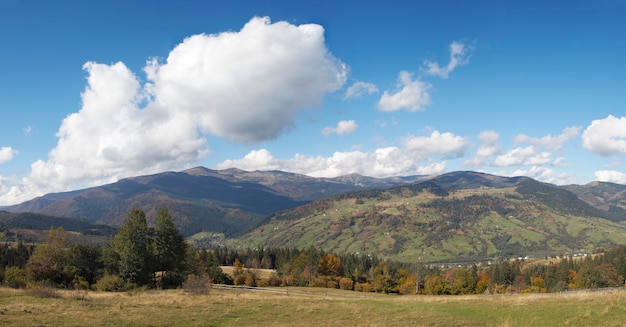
[{"left": 231, "top": 173, "right": 626, "bottom": 263}]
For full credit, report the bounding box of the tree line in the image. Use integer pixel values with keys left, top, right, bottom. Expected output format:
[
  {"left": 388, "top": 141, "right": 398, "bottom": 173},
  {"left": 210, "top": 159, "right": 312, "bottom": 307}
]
[
  {"left": 0, "top": 208, "right": 204, "bottom": 291},
  {"left": 1, "top": 208, "right": 625, "bottom": 294}
]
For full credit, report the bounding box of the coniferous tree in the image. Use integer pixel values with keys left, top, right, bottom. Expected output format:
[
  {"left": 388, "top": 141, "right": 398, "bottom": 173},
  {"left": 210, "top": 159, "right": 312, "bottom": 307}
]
[
  {"left": 154, "top": 207, "right": 189, "bottom": 288},
  {"left": 113, "top": 208, "right": 154, "bottom": 287}
]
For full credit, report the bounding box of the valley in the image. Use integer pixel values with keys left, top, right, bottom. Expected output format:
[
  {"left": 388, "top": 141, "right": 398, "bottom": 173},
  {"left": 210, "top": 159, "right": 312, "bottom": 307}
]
[{"left": 2, "top": 168, "right": 626, "bottom": 264}]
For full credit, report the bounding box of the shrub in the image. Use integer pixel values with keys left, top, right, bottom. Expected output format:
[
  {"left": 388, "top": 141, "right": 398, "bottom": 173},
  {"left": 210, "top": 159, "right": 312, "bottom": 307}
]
[
  {"left": 339, "top": 277, "right": 354, "bottom": 290},
  {"left": 26, "top": 283, "right": 59, "bottom": 298},
  {"left": 4, "top": 266, "right": 26, "bottom": 289},
  {"left": 267, "top": 274, "right": 282, "bottom": 287},
  {"left": 93, "top": 274, "right": 126, "bottom": 292},
  {"left": 233, "top": 274, "right": 247, "bottom": 286},
  {"left": 72, "top": 275, "right": 89, "bottom": 290},
  {"left": 244, "top": 274, "right": 256, "bottom": 287},
  {"left": 398, "top": 281, "right": 415, "bottom": 295},
  {"left": 313, "top": 276, "right": 327, "bottom": 288},
  {"left": 354, "top": 282, "right": 371, "bottom": 292},
  {"left": 182, "top": 274, "right": 211, "bottom": 295}
]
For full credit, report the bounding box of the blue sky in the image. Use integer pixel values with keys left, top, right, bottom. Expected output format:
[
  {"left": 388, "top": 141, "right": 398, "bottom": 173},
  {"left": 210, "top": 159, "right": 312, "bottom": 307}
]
[{"left": 0, "top": 0, "right": 625, "bottom": 205}]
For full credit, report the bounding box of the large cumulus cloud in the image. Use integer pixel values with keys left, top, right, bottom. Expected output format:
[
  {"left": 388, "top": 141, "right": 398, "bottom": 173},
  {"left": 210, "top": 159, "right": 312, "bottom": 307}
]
[
  {"left": 147, "top": 17, "right": 347, "bottom": 143},
  {"left": 0, "top": 17, "right": 347, "bottom": 205}
]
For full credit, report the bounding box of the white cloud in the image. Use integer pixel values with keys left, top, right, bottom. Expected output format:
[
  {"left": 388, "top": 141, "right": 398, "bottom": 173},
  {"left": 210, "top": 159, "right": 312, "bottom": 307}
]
[
  {"left": 582, "top": 115, "right": 626, "bottom": 156},
  {"left": 464, "top": 130, "right": 500, "bottom": 167},
  {"left": 403, "top": 130, "right": 469, "bottom": 158},
  {"left": 377, "top": 71, "right": 431, "bottom": 112},
  {"left": 322, "top": 120, "right": 358, "bottom": 136},
  {"left": 493, "top": 146, "right": 552, "bottom": 167},
  {"left": 0, "top": 17, "right": 347, "bottom": 205},
  {"left": 424, "top": 41, "right": 471, "bottom": 79},
  {"left": 0, "top": 147, "right": 17, "bottom": 164},
  {"left": 149, "top": 16, "right": 347, "bottom": 144},
  {"left": 508, "top": 166, "right": 571, "bottom": 185},
  {"left": 595, "top": 170, "right": 626, "bottom": 184},
  {"left": 344, "top": 81, "right": 378, "bottom": 99},
  {"left": 0, "top": 175, "right": 10, "bottom": 199},
  {"left": 23, "top": 126, "right": 33, "bottom": 135},
  {"left": 377, "top": 40, "right": 470, "bottom": 112},
  {"left": 3, "top": 61, "right": 209, "bottom": 204},
  {"left": 218, "top": 129, "right": 467, "bottom": 178},
  {"left": 217, "top": 147, "right": 447, "bottom": 178},
  {"left": 552, "top": 157, "right": 567, "bottom": 167},
  {"left": 515, "top": 126, "right": 581, "bottom": 151}
]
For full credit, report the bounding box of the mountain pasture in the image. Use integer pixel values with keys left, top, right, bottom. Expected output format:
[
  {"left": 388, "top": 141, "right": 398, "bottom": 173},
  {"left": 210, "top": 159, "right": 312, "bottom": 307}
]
[{"left": 232, "top": 180, "right": 626, "bottom": 263}]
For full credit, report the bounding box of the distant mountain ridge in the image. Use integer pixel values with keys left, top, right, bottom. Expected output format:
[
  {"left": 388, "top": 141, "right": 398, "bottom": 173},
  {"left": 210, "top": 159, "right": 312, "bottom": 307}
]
[{"left": 2, "top": 167, "right": 426, "bottom": 236}]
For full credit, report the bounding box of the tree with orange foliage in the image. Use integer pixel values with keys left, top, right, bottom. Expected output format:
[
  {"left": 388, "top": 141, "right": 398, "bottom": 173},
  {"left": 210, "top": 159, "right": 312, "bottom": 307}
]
[
  {"left": 317, "top": 253, "right": 342, "bottom": 277},
  {"left": 475, "top": 272, "right": 490, "bottom": 294},
  {"left": 398, "top": 274, "right": 417, "bottom": 294}
]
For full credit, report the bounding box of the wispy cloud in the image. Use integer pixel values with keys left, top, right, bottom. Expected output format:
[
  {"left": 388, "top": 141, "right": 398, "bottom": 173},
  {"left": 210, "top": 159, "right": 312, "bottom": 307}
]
[
  {"left": 322, "top": 120, "right": 358, "bottom": 136},
  {"left": 515, "top": 126, "right": 581, "bottom": 151},
  {"left": 344, "top": 81, "right": 378, "bottom": 100},
  {"left": 377, "top": 40, "right": 472, "bottom": 112},
  {"left": 423, "top": 41, "right": 472, "bottom": 79}
]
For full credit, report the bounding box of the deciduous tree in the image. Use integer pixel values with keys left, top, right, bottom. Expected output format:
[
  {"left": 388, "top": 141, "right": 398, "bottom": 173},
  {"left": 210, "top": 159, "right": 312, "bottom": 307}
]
[{"left": 25, "top": 227, "right": 74, "bottom": 287}]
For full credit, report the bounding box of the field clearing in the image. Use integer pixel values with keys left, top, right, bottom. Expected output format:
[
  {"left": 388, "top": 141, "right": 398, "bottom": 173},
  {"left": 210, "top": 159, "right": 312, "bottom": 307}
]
[
  {"left": 220, "top": 266, "right": 276, "bottom": 279},
  {"left": 1, "top": 286, "right": 625, "bottom": 326}
]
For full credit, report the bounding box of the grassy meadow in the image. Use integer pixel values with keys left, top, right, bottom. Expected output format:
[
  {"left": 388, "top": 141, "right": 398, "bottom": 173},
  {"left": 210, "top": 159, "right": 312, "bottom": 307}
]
[{"left": 1, "top": 286, "right": 625, "bottom": 326}]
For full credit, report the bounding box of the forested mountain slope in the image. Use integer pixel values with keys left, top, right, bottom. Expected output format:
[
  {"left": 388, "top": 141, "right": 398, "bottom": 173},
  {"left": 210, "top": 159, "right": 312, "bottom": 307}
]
[
  {"left": 232, "top": 172, "right": 626, "bottom": 263},
  {"left": 3, "top": 167, "right": 422, "bottom": 236}
]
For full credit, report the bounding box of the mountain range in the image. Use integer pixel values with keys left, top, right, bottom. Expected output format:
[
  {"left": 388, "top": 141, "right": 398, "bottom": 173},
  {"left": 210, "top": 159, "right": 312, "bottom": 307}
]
[
  {"left": 2, "top": 167, "right": 425, "bottom": 236},
  {"left": 2, "top": 167, "right": 626, "bottom": 263}
]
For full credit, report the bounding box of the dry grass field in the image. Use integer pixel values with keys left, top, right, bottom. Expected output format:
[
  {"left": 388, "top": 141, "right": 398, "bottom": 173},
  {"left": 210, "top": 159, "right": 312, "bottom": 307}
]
[
  {"left": 219, "top": 266, "right": 276, "bottom": 279},
  {"left": 1, "top": 286, "right": 625, "bottom": 326}
]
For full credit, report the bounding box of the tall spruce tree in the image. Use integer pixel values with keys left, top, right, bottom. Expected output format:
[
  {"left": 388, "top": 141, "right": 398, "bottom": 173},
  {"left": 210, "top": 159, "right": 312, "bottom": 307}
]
[
  {"left": 154, "top": 207, "right": 189, "bottom": 288},
  {"left": 113, "top": 208, "right": 154, "bottom": 287}
]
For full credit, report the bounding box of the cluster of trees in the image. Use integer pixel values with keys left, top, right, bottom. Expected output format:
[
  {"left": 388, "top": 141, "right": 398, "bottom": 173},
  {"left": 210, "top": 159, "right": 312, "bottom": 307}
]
[
  {"left": 198, "top": 245, "right": 626, "bottom": 295},
  {"left": 0, "top": 208, "right": 224, "bottom": 291},
  {"left": 418, "top": 249, "right": 625, "bottom": 295},
  {"left": 205, "top": 246, "right": 409, "bottom": 293},
  {"left": 1, "top": 207, "right": 626, "bottom": 295}
]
